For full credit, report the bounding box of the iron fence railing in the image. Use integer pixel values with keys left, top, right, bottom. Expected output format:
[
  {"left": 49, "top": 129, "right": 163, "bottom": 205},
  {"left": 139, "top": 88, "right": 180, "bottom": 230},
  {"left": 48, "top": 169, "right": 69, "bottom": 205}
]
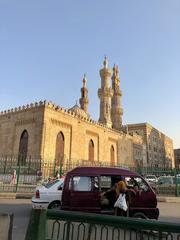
[
  {"left": 0, "top": 156, "right": 179, "bottom": 195},
  {"left": 25, "top": 209, "right": 180, "bottom": 240}
]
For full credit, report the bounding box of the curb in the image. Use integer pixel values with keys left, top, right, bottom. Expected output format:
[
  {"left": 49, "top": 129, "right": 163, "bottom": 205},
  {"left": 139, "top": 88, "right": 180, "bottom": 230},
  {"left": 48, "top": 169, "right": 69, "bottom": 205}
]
[
  {"left": 16, "top": 193, "right": 33, "bottom": 199},
  {"left": 0, "top": 193, "right": 16, "bottom": 199},
  {"left": 0, "top": 193, "right": 33, "bottom": 199},
  {"left": 157, "top": 196, "right": 180, "bottom": 203}
]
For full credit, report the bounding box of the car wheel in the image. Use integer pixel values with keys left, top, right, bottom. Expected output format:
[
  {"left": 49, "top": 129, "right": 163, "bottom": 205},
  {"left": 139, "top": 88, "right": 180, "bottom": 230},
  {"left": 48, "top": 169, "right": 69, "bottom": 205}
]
[
  {"left": 132, "top": 212, "right": 147, "bottom": 219},
  {"left": 48, "top": 201, "right": 61, "bottom": 210}
]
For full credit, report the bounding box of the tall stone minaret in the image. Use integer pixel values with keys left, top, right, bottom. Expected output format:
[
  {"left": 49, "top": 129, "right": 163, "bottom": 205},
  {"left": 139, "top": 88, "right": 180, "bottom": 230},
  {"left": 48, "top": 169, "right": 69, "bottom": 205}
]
[
  {"left": 111, "top": 65, "right": 123, "bottom": 130},
  {"left": 79, "top": 74, "right": 89, "bottom": 113},
  {"left": 98, "top": 57, "right": 113, "bottom": 127}
]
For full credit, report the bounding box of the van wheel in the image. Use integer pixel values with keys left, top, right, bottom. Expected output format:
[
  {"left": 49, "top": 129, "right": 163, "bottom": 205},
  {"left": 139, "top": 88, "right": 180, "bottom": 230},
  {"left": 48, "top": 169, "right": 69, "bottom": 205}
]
[
  {"left": 132, "top": 212, "right": 147, "bottom": 219},
  {"left": 48, "top": 201, "right": 61, "bottom": 210}
]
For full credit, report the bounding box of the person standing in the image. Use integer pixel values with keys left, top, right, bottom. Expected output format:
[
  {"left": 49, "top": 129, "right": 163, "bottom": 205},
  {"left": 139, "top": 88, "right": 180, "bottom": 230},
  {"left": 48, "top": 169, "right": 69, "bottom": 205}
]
[
  {"left": 11, "top": 169, "right": 17, "bottom": 184},
  {"left": 114, "top": 180, "right": 129, "bottom": 216}
]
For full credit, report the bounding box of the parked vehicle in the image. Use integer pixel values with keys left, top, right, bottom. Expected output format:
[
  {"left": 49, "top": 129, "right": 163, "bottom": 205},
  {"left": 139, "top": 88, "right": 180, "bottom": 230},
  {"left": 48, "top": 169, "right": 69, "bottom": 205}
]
[
  {"left": 145, "top": 175, "right": 158, "bottom": 184},
  {"left": 157, "top": 176, "right": 180, "bottom": 186},
  {"left": 61, "top": 167, "right": 159, "bottom": 219},
  {"left": 32, "top": 178, "right": 64, "bottom": 209}
]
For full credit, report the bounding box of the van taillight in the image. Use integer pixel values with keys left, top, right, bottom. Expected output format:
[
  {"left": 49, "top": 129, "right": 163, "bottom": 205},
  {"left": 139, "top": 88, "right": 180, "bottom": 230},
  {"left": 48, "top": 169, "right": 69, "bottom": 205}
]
[{"left": 35, "top": 190, "right": 40, "bottom": 198}]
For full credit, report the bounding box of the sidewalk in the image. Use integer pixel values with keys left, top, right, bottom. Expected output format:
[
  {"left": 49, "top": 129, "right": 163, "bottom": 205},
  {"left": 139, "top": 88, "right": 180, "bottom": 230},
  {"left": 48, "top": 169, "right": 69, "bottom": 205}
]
[
  {"left": 0, "top": 192, "right": 33, "bottom": 199},
  {"left": 157, "top": 196, "right": 180, "bottom": 203}
]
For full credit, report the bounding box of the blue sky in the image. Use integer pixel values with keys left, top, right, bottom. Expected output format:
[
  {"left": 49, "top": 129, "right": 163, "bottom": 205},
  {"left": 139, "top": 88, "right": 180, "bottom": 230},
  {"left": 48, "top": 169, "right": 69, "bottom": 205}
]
[{"left": 0, "top": 1, "right": 180, "bottom": 148}]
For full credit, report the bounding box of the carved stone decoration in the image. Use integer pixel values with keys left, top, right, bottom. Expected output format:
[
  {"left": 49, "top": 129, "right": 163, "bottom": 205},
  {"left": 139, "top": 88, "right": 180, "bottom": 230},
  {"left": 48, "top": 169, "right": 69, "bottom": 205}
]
[{"left": 15, "top": 118, "right": 36, "bottom": 126}]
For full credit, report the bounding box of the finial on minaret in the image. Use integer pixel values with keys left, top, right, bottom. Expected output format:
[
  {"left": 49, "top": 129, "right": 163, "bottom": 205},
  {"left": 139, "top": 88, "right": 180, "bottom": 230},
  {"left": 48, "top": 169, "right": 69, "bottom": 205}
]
[
  {"left": 83, "top": 74, "right": 87, "bottom": 87},
  {"left": 103, "top": 56, "right": 108, "bottom": 69}
]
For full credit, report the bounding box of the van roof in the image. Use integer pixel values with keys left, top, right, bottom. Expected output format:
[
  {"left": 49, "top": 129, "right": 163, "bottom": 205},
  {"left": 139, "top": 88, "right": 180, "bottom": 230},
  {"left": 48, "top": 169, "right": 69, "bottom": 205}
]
[{"left": 66, "top": 167, "right": 139, "bottom": 177}]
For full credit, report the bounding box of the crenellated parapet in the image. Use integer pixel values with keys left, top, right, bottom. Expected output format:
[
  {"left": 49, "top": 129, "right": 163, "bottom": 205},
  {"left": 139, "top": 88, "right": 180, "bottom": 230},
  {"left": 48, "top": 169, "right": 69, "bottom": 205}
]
[
  {"left": 45, "top": 100, "right": 123, "bottom": 133},
  {"left": 0, "top": 100, "right": 47, "bottom": 116},
  {"left": 0, "top": 99, "right": 123, "bottom": 135}
]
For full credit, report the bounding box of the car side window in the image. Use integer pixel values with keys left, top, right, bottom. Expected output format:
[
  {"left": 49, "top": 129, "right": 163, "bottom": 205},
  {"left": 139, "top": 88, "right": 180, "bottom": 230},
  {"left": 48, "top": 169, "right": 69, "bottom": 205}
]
[{"left": 72, "top": 176, "right": 99, "bottom": 192}]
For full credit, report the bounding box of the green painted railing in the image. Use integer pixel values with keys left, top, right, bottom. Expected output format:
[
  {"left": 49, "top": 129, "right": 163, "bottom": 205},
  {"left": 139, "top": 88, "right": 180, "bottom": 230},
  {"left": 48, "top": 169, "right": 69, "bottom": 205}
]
[
  {"left": 0, "top": 158, "right": 179, "bottom": 196},
  {"left": 26, "top": 209, "right": 180, "bottom": 240}
]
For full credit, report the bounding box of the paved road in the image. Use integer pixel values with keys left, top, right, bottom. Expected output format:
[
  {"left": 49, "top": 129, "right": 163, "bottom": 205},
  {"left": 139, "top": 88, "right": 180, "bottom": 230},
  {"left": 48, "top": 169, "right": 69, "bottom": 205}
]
[
  {"left": 158, "top": 202, "right": 180, "bottom": 223},
  {"left": 0, "top": 199, "right": 179, "bottom": 240},
  {"left": 0, "top": 199, "right": 31, "bottom": 240}
]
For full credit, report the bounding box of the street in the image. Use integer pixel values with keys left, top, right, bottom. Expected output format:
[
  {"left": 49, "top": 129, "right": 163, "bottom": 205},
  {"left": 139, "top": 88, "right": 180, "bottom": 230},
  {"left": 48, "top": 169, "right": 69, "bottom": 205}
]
[
  {"left": 0, "top": 199, "right": 179, "bottom": 240},
  {"left": 158, "top": 202, "right": 180, "bottom": 223},
  {"left": 0, "top": 199, "right": 32, "bottom": 240}
]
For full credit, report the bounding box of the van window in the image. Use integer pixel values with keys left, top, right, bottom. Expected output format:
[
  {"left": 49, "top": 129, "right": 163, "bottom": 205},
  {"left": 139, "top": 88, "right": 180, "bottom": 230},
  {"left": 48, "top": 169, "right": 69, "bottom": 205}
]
[
  {"left": 125, "top": 176, "right": 150, "bottom": 192},
  {"left": 72, "top": 176, "right": 99, "bottom": 192},
  {"left": 100, "top": 176, "right": 111, "bottom": 188}
]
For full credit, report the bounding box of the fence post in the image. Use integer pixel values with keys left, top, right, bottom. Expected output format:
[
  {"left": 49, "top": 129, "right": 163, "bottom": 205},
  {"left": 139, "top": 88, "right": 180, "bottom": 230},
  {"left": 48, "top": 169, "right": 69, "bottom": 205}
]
[
  {"left": 28, "top": 155, "right": 31, "bottom": 175},
  {"left": 25, "top": 209, "right": 46, "bottom": 240},
  {"left": 15, "top": 165, "right": 21, "bottom": 192},
  {"left": 59, "top": 161, "right": 63, "bottom": 178},
  {"left": 174, "top": 168, "right": 179, "bottom": 197},
  {"left": 3, "top": 155, "right": 7, "bottom": 174},
  {"left": 54, "top": 159, "right": 56, "bottom": 177}
]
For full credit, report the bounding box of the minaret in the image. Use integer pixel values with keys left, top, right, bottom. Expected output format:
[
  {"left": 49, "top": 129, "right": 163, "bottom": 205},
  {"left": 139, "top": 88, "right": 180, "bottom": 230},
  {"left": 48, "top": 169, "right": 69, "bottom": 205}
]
[
  {"left": 98, "top": 57, "right": 113, "bottom": 127},
  {"left": 79, "top": 74, "right": 89, "bottom": 113},
  {"left": 111, "top": 64, "right": 123, "bottom": 130}
]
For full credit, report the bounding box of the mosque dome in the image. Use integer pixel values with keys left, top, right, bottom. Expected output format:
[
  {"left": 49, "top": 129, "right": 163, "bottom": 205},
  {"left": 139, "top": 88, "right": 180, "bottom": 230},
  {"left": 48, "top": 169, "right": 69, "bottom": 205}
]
[{"left": 68, "top": 103, "right": 90, "bottom": 119}]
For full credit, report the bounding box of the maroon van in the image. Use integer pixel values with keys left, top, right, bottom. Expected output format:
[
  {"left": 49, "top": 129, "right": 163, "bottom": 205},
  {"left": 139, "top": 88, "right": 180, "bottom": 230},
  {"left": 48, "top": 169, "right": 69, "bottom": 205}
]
[{"left": 61, "top": 167, "right": 159, "bottom": 219}]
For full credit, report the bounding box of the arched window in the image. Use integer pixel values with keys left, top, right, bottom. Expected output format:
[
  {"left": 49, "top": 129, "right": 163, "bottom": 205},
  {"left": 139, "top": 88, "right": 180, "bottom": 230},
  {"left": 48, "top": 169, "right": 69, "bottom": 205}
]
[
  {"left": 55, "top": 132, "right": 64, "bottom": 166},
  {"left": 110, "top": 145, "right": 115, "bottom": 166},
  {"left": 18, "top": 130, "right": 28, "bottom": 165},
  {"left": 88, "top": 139, "right": 94, "bottom": 161}
]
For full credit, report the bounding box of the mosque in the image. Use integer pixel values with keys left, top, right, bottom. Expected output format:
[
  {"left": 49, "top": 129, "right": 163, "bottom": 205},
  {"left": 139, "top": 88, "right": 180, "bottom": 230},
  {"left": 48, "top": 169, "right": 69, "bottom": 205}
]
[{"left": 0, "top": 58, "right": 174, "bottom": 169}]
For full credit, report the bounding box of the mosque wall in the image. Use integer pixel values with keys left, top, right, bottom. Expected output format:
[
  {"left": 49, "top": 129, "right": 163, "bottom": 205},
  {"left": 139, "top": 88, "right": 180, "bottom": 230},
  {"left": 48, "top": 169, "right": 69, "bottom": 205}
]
[
  {"left": 0, "top": 103, "right": 44, "bottom": 158},
  {"left": 0, "top": 101, "right": 146, "bottom": 168},
  {"left": 42, "top": 105, "right": 123, "bottom": 164}
]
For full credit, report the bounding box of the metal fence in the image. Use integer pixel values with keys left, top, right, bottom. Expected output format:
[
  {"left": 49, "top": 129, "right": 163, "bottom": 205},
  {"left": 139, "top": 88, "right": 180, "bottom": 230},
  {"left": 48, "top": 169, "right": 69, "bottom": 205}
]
[
  {"left": 0, "top": 156, "right": 179, "bottom": 196},
  {"left": 25, "top": 209, "right": 180, "bottom": 240}
]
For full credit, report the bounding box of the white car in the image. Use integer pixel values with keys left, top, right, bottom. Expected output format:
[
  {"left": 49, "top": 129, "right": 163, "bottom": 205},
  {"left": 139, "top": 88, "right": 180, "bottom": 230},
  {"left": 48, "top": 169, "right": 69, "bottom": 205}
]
[
  {"left": 145, "top": 175, "right": 158, "bottom": 183},
  {"left": 32, "top": 178, "right": 64, "bottom": 209}
]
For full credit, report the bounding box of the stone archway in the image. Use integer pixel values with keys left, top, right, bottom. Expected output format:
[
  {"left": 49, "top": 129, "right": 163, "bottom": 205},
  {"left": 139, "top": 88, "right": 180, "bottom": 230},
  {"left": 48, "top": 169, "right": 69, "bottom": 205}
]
[
  {"left": 110, "top": 145, "right": 115, "bottom": 166},
  {"left": 55, "top": 132, "right": 64, "bottom": 166},
  {"left": 88, "top": 139, "right": 94, "bottom": 161},
  {"left": 18, "top": 130, "right": 28, "bottom": 165}
]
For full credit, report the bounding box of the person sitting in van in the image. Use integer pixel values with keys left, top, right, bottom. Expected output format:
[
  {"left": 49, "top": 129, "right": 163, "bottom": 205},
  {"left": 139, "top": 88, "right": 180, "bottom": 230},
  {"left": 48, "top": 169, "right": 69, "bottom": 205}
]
[{"left": 133, "top": 183, "right": 142, "bottom": 196}]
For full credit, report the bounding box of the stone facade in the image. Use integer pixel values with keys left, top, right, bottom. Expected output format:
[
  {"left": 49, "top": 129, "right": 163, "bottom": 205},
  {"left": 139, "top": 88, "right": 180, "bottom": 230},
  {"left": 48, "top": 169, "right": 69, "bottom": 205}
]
[
  {"left": 0, "top": 101, "right": 142, "bottom": 167},
  {"left": 127, "top": 123, "right": 175, "bottom": 167},
  {"left": 0, "top": 102, "right": 44, "bottom": 158}
]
